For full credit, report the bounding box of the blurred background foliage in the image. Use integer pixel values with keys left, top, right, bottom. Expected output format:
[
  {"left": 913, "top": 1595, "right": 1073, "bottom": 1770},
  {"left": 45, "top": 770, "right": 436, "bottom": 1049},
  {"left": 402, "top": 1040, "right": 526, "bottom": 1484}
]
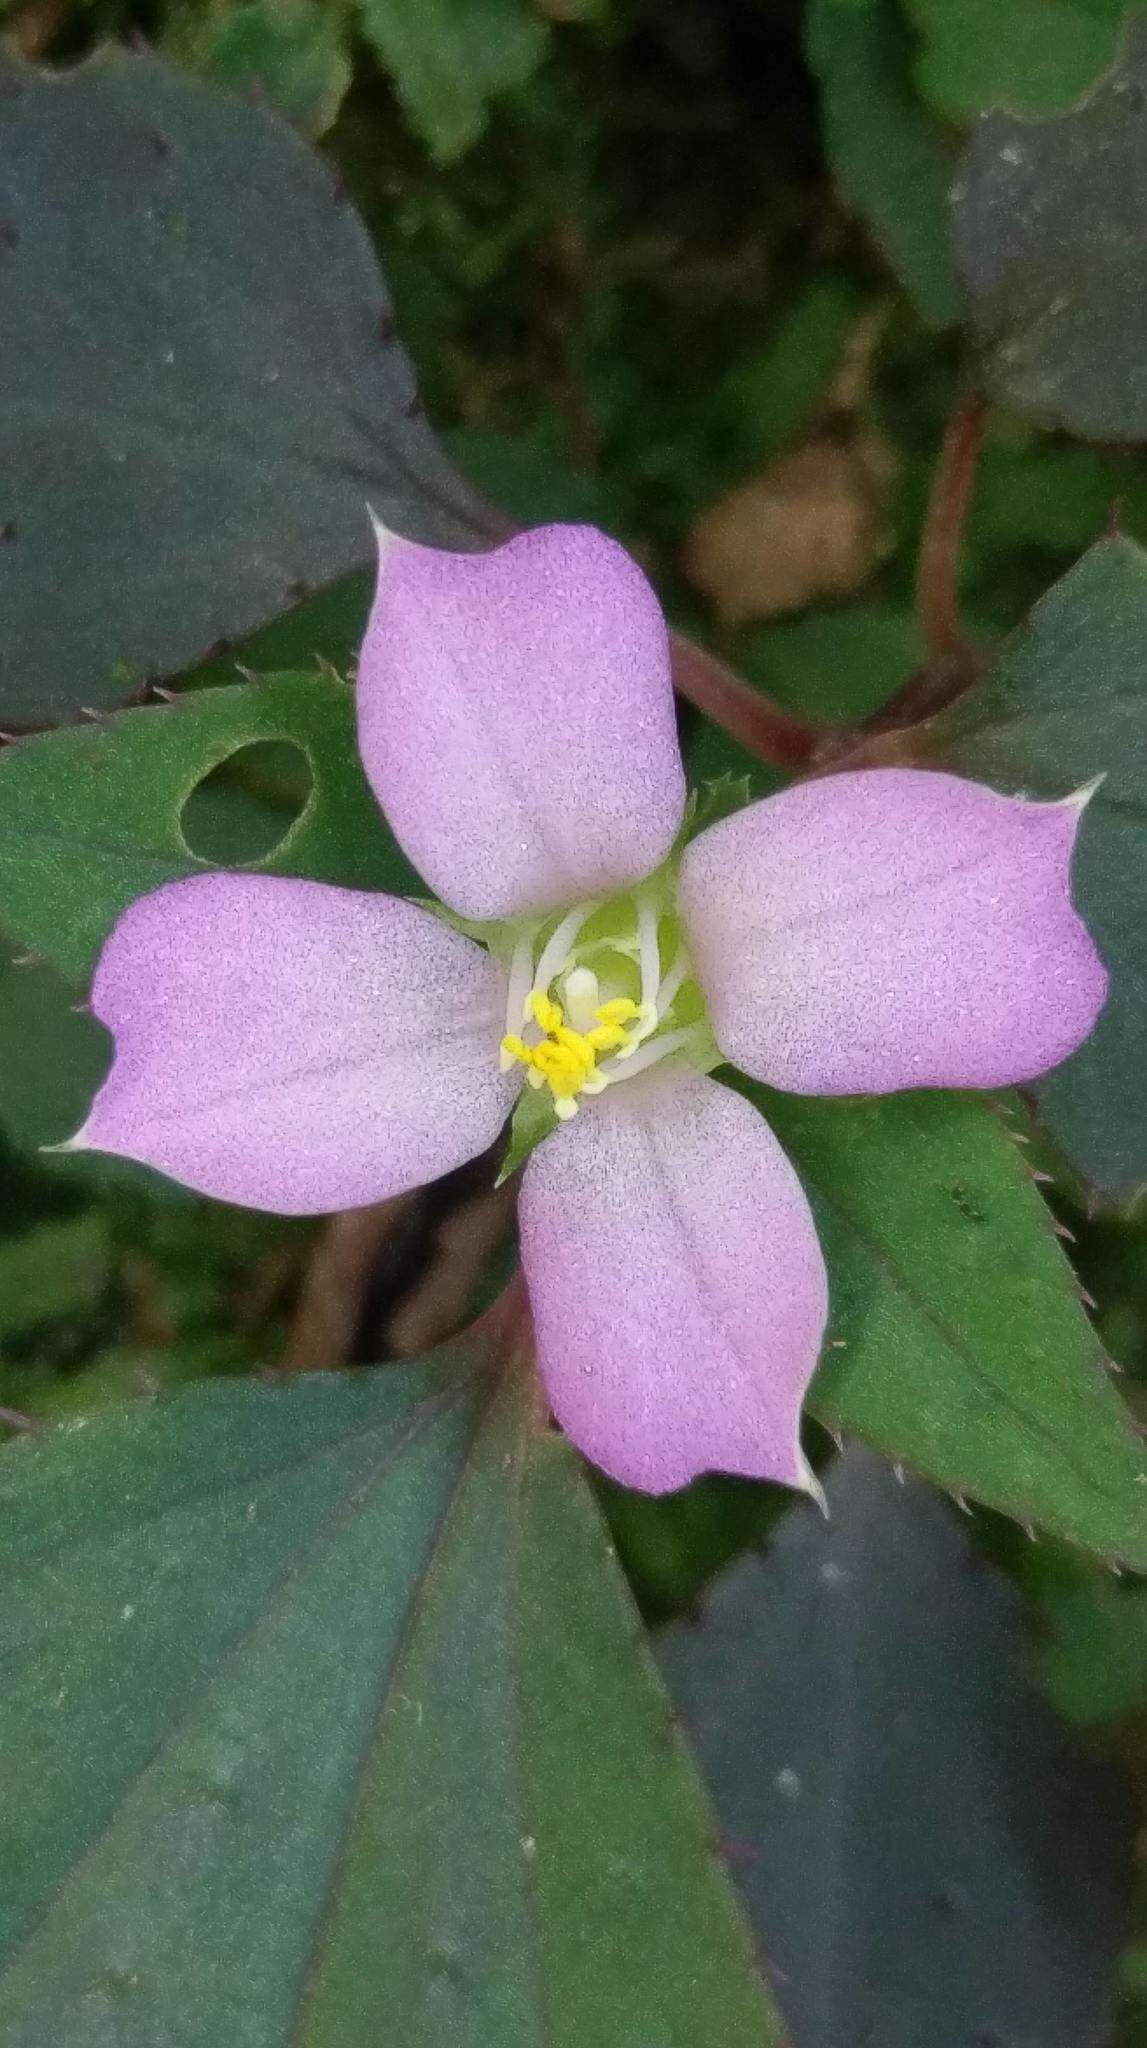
[{"left": 1, "top": 0, "right": 1146, "bottom": 2032}]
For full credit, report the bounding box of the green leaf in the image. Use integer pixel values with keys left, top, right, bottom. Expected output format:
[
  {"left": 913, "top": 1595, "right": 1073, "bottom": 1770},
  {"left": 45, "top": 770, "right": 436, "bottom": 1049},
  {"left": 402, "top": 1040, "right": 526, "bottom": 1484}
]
[
  {"left": 905, "top": 0, "right": 1131, "bottom": 121},
  {"left": 178, "top": 571, "right": 374, "bottom": 694},
  {"left": 0, "top": 46, "right": 495, "bottom": 723},
  {"left": 735, "top": 602, "right": 921, "bottom": 727},
  {"left": 952, "top": 19, "right": 1147, "bottom": 439},
  {"left": 497, "top": 1078, "right": 559, "bottom": 1187},
  {"left": 0, "top": 942, "right": 184, "bottom": 1186},
  {"left": 680, "top": 772, "right": 755, "bottom": 844},
  {"left": 445, "top": 420, "right": 621, "bottom": 530},
  {"left": 0, "top": 672, "right": 419, "bottom": 985},
  {"left": 0, "top": 1213, "right": 110, "bottom": 1338},
  {"left": 711, "top": 281, "right": 863, "bottom": 464},
  {"left": 1029, "top": 1548, "right": 1147, "bottom": 1725},
  {"left": 660, "top": 1447, "right": 1135, "bottom": 2048},
  {"left": 0, "top": 953, "right": 110, "bottom": 1159},
  {"left": 920, "top": 534, "right": 1147, "bottom": 1196},
  {"left": 0, "top": 1352, "right": 782, "bottom": 2045},
  {"left": 356, "top": 0, "right": 549, "bottom": 162},
  {"left": 739, "top": 1082, "right": 1147, "bottom": 1566},
  {"left": 167, "top": 0, "right": 353, "bottom": 137},
  {"left": 805, "top": 0, "right": 962, "bottom": 329}
]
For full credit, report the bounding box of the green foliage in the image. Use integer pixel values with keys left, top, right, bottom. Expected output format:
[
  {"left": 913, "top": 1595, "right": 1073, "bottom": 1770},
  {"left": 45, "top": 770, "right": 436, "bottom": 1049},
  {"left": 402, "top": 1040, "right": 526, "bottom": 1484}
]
[
  {"left": 953, "top": 20, "right": 1147, "bottom": 439},
  {"left": 905, "top": 0, "right": 1132, "bottom": 121},
  {"left": 165, "top": 0, "right": 353, "bottom": 135},
  {"left": 0, "top": 1355, "right": 782, "bottom": 2045},
  {"left": 806, "top": 0, "right": 961, "bottom": 329},
  {"left": 1031, "top": 1548, "right": 1147, "bottom": 1724},
  {"left": 0, "top": 9, "right": 1145, "bottom": 2033},
  {"left": 0, "top": 673, "right": 417, "bottom": 984},
  {"left": 710, "top": 280, "right": 866, "bottom": 461},
  {"left": 745, "top": 1083, "right": 1147, "bottom": 1566},
  {"left": 0, "top": 955, "right": 116, "bottom": 1168},
  {"left": 924, "top": 535, "right": 1147, "bottom": 1196},
  {"left": 0, "top": 1215, "right": 110, "bottom": 1338},
  {"left": 0, "top": 45, "right": 492, "bottom": 722},
  {"left": 735, "top": 602, "right": 920, "bottom": 727},
  {"left": 357, "top": 0, "right": 549, "bottom": 163},
  {"left": 660, "top": 1449, "right": 1134, "bottom": 2048}
]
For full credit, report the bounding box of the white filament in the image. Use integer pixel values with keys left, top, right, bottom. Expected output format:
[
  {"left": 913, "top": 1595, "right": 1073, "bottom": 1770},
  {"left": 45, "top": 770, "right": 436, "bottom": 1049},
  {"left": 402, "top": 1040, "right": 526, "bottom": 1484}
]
[
  {"left": 636, "top": 892, "right": 661, "bottom": 1010},
  {"left": 655, "top": 948, "right": 689, "bottom": 1020},
  {"left": 596, "top": 1025, "right": 701, "bottom": 1087},
  {"left": 502, "top": 929, "right": 538, "bottom": 1054},
  {"left": 528, "top": 901, "right": 596, "bottom": 1015}
]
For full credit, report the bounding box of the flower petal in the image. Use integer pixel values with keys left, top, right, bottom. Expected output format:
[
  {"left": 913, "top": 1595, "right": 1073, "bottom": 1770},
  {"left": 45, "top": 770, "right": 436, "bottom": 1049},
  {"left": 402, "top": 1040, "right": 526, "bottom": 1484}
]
[
  {"left": 518, "top": 1069, "right": 827, "bottom": 1495},
  {"left": 679, "top": 769, "right": 1107, "bottom": 1096},
  {"left": 356, "top": 523, "right": 686, "bottom": 921},
  {"left": 71, "top": 875, "right": 517, "bottom": 1213}
]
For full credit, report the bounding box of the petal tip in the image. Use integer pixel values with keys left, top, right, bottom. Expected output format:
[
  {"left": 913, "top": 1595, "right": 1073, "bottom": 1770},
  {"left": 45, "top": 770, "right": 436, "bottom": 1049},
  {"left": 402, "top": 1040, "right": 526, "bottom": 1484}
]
[
  {"left": 366, "top": 504, "right": 395, "bottom": 562},
  {"left": 800, "top": 1453, "right": 829, "bottom": 1517},
  {"left": 1060, "top": 771, "right": 1107, "bottom": 815},
  {"left": 40, "top": 1125, "right": 91, "bottom": 1156}
]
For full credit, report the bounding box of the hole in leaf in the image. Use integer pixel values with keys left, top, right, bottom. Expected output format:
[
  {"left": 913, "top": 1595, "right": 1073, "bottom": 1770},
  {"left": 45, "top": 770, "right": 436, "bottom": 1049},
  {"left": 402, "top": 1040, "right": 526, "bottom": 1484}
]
[{"left": 180, "top": 740, "right": 312, "bottom": 865}]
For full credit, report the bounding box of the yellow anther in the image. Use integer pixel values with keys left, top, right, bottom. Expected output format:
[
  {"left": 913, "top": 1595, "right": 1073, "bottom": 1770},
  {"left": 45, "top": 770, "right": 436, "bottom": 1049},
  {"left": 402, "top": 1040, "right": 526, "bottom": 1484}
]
[
  {"left": 553, "top": 1024, "right": 597, "bottom": 1074},
  {"left": 501, "top": 1034, "right": 535, "bottom": 1070},
  {"left": 508, "top": 983, "right": 659, "bottom": 1116},
  {"left": 528, "top": 992, "right": 564, "bottom": 1034},
  {"left": 532, "top": 1041, "right": 586, "bottom": 1092},
  {"left": 585, "top": 1024, "right": 627, "bottom": 1054},
  {"left": 595, "top": 997, "right": 640, "bottom": 1027}
]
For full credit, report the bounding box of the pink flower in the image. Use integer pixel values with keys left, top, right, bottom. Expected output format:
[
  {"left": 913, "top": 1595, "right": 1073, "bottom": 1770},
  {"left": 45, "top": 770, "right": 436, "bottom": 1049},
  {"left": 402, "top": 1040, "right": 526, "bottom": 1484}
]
[{"left": 66, "top": 526, "right": 1108, "bottom": 1495}]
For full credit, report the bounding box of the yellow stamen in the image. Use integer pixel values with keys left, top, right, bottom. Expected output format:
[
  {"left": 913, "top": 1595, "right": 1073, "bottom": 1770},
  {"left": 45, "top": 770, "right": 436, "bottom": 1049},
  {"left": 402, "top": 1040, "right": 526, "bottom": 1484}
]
[
  {"left": 585, "top": 1024, "right": 627, "bottom": 1054},
  {"left": 594, "top": 997, "right": 641, "bottom": 1027},
  {"left": 528, "top": 992, "right": 564, "bottom": 1034},
  {"left": 501, "top": 1034, "right": 535, "bottom": 1069},
  {"left": 506, "top": 983, "right": 655, "bottom": 1113}
]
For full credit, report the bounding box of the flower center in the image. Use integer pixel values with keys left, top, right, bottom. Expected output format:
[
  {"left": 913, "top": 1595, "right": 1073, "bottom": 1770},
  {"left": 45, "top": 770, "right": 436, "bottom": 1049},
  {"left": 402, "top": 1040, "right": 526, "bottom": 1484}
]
[{"left": 496, "top": 891, "right": 705, "bottom": 1120}]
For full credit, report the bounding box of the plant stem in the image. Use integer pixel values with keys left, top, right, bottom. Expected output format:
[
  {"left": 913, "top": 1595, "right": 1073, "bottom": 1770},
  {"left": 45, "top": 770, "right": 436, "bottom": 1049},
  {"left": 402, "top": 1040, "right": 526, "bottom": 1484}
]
[
  {"left": 915, "top": 385, "right": 988, "bottom": 662},
  {"left": 670, "top": 632, "right": 819, "bottom": 773}
]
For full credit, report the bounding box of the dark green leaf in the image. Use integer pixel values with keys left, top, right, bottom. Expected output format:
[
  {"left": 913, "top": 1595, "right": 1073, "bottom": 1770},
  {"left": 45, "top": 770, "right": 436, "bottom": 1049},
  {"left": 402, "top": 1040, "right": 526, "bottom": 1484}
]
[
  {"left": 711, "top": 281, "right": 863, "bottom": 463},
  {"left": 0, "top": 1352, "right": 782, "bottom": 2045},
  {"left": 921, "top": 534, "right": 1147, "bottom": 1195},
  {"left": 1028, "top": 1547, "right": 1147, "bottom": 1725},
  {"left": 166, "top": 0, "right": 353, "bottom": 137},
  {"left": 660, "top": 1447, "right": 1134, "bottom": 2048},
  {"left": 905, "top": 0, "right": 1131, "bottom": 122},
  {"left": 356, "top": 0, "right": 549, "bottom": 163},
  {"left": 0, "top": 943, "right": 183, "bottom": 1188},
  {"left": 0, "top": 46, "right": 494, "bottom": 723},
  {"left": 735, "top": 602, "right": 920, "bottom": 728},
  {"left": 806, "top": 0, "right": 962, "bottom": 329},
  {"left": 0, "top": 1213, "right": 110, "bottom": 1338},
  {"left": 0, "top": 671, "right": 419, "bottom": 984},
  {"left": 444, "top": 421, "right": 621, "bottom": 531},
  {"left": 740, "top": 1082, "right": 1147, "bottom": 1565},
  {"left": 179, "top": 572, "right": 373, "bottom": 694},
  {"left": 0, "top": 954, "right": 110, "bottom": 1157},
  {"left": 953, "top": 19, "right": 1147, "bottom": 438}
]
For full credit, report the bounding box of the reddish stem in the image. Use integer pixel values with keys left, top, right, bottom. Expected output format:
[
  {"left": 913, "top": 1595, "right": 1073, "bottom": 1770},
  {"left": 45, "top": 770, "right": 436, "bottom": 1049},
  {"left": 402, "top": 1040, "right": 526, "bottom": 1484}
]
[
  {"left": 669, "top": 632, "right": 819, "bottom": 773},
  {"left": 915, "top": 387, "right": 988, "bottom": 663}
]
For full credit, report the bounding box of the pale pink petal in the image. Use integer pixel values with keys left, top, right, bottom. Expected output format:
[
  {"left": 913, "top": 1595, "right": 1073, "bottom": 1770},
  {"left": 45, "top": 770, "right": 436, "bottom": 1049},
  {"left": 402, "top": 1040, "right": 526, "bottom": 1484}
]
[
  {"left": 70, "top": 875, "right": 517, "bottom": 1213},
  {"left": 679, "top": 769, "right": 1107, "bottom": 1096},
  {"left": 518, "top": 1069, "right": 827, "bottom": 1495},
  {"left": 356, "top": 523, "right": 686, "bottom": 921}
]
